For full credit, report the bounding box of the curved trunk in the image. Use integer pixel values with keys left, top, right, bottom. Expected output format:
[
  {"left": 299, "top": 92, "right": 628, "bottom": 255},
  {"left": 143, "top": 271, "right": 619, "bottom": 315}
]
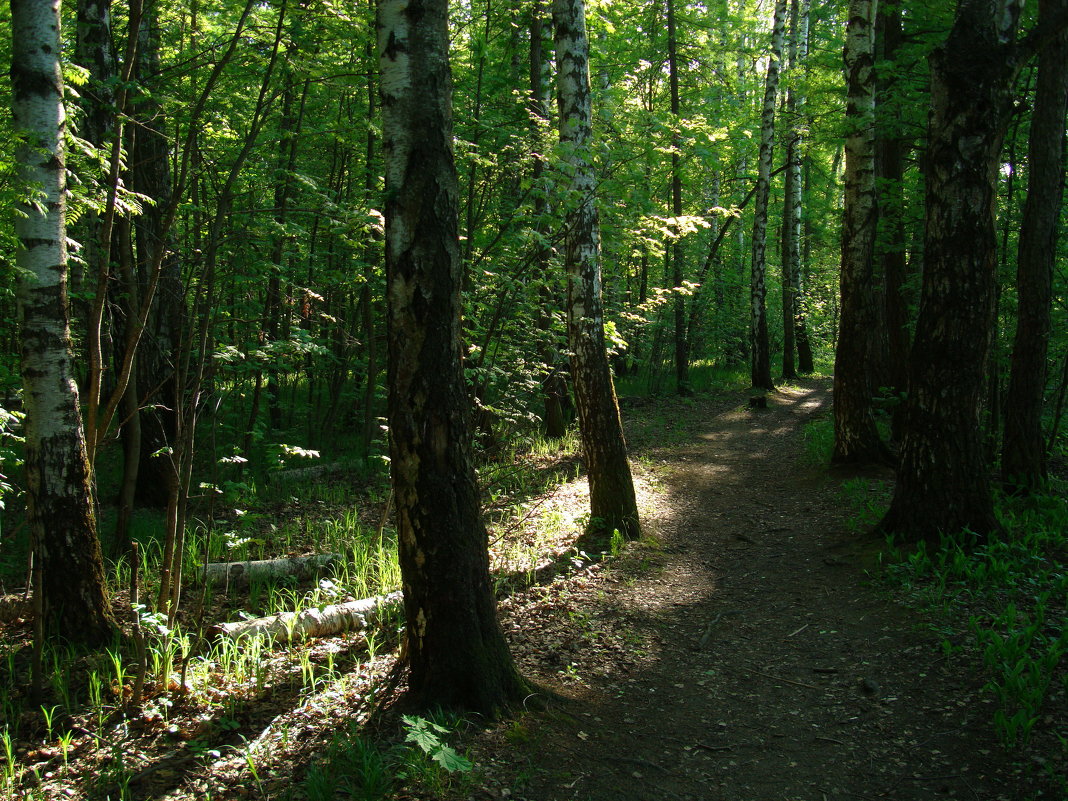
[{"left": 553, "top": 0, "right": 640, "bottom": 539}]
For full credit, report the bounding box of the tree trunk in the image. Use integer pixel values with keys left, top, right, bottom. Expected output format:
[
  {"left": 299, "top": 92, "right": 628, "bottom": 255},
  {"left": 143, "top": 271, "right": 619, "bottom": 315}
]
[
  {"left": 833, "top": 0, "right": 891, "bottom": 465},
  {"left": 1002, "top": 0, "right": 1068, "bottom": 492},
  {"left": 531, "top": 1, "right": 568, "bottom": 438},
  {"left": 379, "top": 0, "right": 527, "bottom": 715},
  {"left": 878, "top": 0, "right": 1030, "bottom": 543},
  {"left": 131, "top": 0, "right": 184, "bottom": 508},
  {"left": 749, "top": 0, "right": 787, "bottom": 391},
  {"left": 215, "top": 591, "right": 402, "bottom": 642},
  {"left": 667, "top": 0, "right": 690, "bottom": 395},
  {"left": 553, "top": 0, "right": 640, "bottom": 539},
  {"left": 875, "top": 0, "right": 910, "bottom": 441},
  {"left": 780, "top": 0, "right": 807, "bottom": 381},
  {"left": 11, "top": 0, "right": 117, "bottom": 645}
]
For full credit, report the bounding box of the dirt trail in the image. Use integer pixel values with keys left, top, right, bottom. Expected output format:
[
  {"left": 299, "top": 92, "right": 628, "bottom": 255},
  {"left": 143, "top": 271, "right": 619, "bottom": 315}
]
[{"left": 477, "top": 379, "right": 1047, "bottom": 801}]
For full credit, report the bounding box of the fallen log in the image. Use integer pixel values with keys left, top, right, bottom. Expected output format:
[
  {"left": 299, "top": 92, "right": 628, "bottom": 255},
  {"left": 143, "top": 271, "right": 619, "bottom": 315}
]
[
  {"left": 200, "top": 553, "right": 342, "bottom": 588},
  {"left": 213, "top": 590, "right": 403, "bottom": 642}
]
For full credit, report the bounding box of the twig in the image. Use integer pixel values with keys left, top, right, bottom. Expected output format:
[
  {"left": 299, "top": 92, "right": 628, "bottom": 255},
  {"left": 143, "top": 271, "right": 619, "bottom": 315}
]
[
  {"left": 694, "top": 742, "right": 734, "bottom": 752},
  {"left": 787, "top": 623, "right": 809, "bottom": 637},
  {"left": 738, "top": 665, "right": 820, "bottom": 690},
  {"left": 815, "top": 735, "right": 847, "bottom": 745}
]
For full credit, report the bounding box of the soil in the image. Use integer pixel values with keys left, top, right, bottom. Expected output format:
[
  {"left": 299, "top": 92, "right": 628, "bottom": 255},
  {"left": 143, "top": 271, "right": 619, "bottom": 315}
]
[
  {"left": 3, "top": 378, "right": 1064, "bottom": 800},
  {"left": 465, "top": 378, "right": 1063, "bottom": 801}
]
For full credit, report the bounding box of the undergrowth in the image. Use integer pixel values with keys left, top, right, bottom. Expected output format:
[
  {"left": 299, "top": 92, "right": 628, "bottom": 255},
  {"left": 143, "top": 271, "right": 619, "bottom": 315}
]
[{"left": 804, "top": 415, "right": 1068, "bottom": 786}]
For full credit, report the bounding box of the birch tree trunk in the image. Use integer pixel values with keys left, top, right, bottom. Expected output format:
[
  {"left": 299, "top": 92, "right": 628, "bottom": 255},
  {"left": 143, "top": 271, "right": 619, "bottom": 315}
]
[
  {"left": 749, "top": 0, "right": 787, "bottom": 391},
  {"left": 667, "top": 0, "right": 689, "bottom": 395},
  {"left": 833, "top": 0, "right": 891, "bottom": 464},
  {"left": 379, "top": 0, "right": 527, "bottom": 714},
  {"left": 553, "top": 0, "right": 640, "bottom": 539},
  {"left": 10, "top": 0, "right": 117, "bottom": 645},
  {"left": 1002, "top": 0, "right": 1068, "bottom": 492},
  {"left": 781, "top": 0, "right": 809, "bottom": 380}
]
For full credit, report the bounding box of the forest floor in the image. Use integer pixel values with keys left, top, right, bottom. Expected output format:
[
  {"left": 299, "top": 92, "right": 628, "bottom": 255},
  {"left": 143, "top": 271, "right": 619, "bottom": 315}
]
[
  {"left": 2, "top": 377, "right": 1065, "bottom": 800},
  {"left": 452, "top": 377, "right": 1065, "bottom": 801}
]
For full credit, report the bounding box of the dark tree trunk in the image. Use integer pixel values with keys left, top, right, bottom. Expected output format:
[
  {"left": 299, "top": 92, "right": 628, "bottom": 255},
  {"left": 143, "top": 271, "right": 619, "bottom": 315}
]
[
  {"left": 833, "top": 0, "right": 891, "bottom": 465},
  {"left": 554, "top": 0, "right": 640, "bottom": 539},
  {"left": 875, "top": 0, "right": 910, "bottom": 441},
  {"left": 878, "top": 0, "right": 1033, "bottom": 543},
  {"left": 531, "top": 1, "right": 567, "bottom": 438},
  {"left": 11, "top": 0, "right": 118, "bottom": 646},
  {"left": 131, "top": 0, "right": 185, "bottom": 508},
  {"left": 379, "top": 0, "right": 527, "bottom": 715},
  {"left": 1002, "top": 0, "right": 1068, "bottom": 492}
]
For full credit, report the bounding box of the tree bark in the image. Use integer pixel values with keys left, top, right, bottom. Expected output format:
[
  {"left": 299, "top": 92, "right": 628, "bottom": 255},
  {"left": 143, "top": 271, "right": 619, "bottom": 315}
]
[
  {"left": 1002, "top": 0, "right": 1068, "bottom": 492},
  {"left": 200, "top": 554, "right": 342, "bottom": 588},
  {"left": 667, "top": 0, "right": 690, "bottom": 395},
  {"left": 553, "top": 0, "right": 640, "bottom": 539},
  {"left": 780, "top": 0, "right": 807, "bottom": 381},
  {"left": 875, "top": 0, "right": 910, "bottom": 441},
  {"left": 530, "top": 1, "right": 567, "bottom": 438},
  {"left": 833, "top": 0, "right": 891, "bottom": 465},
  {"left": 749, "top": 0, "right": 787, "bottom": 391},
  {"left": 215, "top": 591, "right": 402, "bottom": 642},
  {"left": 11, "top": 0, "right": 118, "bottom": 645},
  {"left": 379, "top": 0, "right": 527, "bottom": 715},
  {"left": 878, "top": 0, "right": 1028, "bottom": 542}
]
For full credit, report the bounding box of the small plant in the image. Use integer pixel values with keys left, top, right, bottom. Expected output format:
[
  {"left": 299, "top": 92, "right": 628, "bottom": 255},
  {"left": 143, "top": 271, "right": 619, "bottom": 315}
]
[
  {"left": 2, "top": 726, "right": 16, "bottom": 790},
  {"left": 401, "top": 714, "right": 473, "bottom": 774}
]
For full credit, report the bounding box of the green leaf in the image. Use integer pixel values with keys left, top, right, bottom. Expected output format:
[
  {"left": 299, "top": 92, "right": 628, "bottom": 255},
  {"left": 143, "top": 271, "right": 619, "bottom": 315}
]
[{"left": 431, "top": 746, "right": 473, "bottom": 774}]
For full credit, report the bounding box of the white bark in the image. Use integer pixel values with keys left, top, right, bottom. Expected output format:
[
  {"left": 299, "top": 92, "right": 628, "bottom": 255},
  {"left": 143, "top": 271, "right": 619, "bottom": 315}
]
[
  {"left": 214, "top": 591, "right": 403, "bottom": 642},
  {"left": 200, "top": 553, "right": 343, "bottom": 588}
]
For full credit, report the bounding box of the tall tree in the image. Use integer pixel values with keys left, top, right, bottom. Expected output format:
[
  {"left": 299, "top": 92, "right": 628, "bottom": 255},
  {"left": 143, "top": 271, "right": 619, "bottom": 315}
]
[
  {"left": 554, "top": 0, "right": 640, "bottom": 539},
  {"left": 833, "top": 0, "right": 891, "bottom": 464},
  {"left": 667, "top": 0, "right": 689, "bottom": 395},
  {"left": 1002, "top": 0, "right": 1068, "bottom": 492},
  {"left": 780, "top": 0, "right": 803, "bottom": 381},
  {"left": 876, "top": 0, "right": 1065, "bottom": 542},
  {"left": 10, "top": 0, "right": 117, "bottom": 644},
  {"left": 874, "top": 0, "right": 910, "bottom": 441},
  {"left": 379, "top": 0, "right": 528, "bottom": 713},
  {"left": 749, "top": 0, "right": 787, "bottom": 391}
]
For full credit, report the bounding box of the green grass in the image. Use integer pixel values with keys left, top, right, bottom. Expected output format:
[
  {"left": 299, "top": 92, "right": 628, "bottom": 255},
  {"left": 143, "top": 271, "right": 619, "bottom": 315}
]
[
  {"left": 615, "top": 361, "right": 750, "bottom": 397},
  {"left": 879, "top": 486, "right": 1068, "bottom": 775}
]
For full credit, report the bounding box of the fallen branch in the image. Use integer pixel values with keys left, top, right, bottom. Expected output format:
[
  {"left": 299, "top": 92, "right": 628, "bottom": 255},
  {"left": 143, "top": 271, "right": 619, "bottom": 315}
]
[
  {"left": 213, "top": 590, "right": 403, "bottom": 642},
  {"left": 200, "top": 553, "right": 342, "bottom": 588}
]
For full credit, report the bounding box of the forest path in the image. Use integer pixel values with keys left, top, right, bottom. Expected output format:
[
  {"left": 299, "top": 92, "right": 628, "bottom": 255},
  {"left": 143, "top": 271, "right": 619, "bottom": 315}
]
[{"left": 476, "top": 378, "right": 1037, "bottom": 801}]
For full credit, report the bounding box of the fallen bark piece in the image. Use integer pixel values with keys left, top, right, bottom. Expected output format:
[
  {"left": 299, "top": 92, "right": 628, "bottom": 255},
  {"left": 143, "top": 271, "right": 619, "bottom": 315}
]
[
  {"left": 214, "top": 590, "right": 403, "bottom": 642},
  {"left": 200, "top": 553, "right": 343, "bottom": 588}
]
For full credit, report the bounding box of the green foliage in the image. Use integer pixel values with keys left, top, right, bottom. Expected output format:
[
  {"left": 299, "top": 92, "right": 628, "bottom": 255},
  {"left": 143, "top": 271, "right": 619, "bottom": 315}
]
[
  {"left": 880, "top": 484, "right": 1068, "bottom": 759},
  {"left": 402, "top": 714, "right": 474, "bottom": 774}
]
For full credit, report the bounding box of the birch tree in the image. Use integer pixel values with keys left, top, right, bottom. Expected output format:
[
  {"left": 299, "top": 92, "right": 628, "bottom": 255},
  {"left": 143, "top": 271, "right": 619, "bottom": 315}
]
[
  {"left": 379, "top": 0, "right": 528, "bottom": 713},
  {"left": 749, "top": 0, "right": 787, "bottom": 391},
  {"left": 10, "top": 0, "right": 117, "bottom": 644},
  {"left": 833, "top": 0, "right": 891, "bottom": 464},
  {"left": 553, "top": 0, "right": 640, "bottom": 539}
]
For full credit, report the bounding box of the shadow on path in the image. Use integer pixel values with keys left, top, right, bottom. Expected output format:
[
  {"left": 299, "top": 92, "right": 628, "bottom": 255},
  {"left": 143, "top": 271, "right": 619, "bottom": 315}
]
[{"left": 493, "top": 378, "right": 1040, "bottom": 801}]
